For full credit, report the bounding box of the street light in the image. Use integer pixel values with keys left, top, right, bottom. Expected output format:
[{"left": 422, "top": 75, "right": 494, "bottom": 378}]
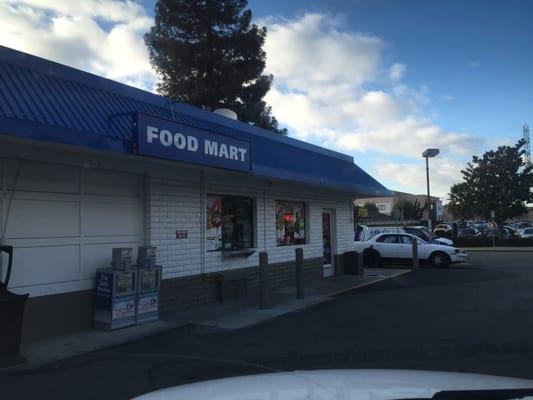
[{"left": 422, "top": 148, "right": 439, "bottom": 231}]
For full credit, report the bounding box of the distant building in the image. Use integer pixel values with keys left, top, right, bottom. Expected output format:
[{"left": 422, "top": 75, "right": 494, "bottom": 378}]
[{"left": 355, "top": 191, "right": 443, "bottom": 220}]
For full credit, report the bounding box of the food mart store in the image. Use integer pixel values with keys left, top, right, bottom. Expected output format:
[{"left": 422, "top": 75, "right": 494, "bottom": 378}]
[{"left": 0, "top": 46, "right": 390, "bottom": 341}]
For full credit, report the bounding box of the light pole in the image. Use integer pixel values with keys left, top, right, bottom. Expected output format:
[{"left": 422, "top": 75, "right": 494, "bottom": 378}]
[{"left": 422, "top": 148, "right": 439, "bottom": 231}]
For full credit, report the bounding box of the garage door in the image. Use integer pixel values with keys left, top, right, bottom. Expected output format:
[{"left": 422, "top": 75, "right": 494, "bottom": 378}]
[{"left": 0, "top": 159, "right": 144, "bottom": 297}]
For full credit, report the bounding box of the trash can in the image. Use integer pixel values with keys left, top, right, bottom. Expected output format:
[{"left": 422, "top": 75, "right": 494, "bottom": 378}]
[
  {"left": 0, "top": 245, "right": 29, "bottom": 366},
  {"left": 343, "top": 251, "right": 358, "bottom": 275},
  {"left": 344, "top": 251, "right": 364, "bottom": 276},
  {"left": 0, "top": 291, "right": 29, "bottom": 357}
]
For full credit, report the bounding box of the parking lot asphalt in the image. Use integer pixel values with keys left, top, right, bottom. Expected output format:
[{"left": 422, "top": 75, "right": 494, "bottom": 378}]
[{"left": 2, "top": 251, "right": 533, "bottom": 399}]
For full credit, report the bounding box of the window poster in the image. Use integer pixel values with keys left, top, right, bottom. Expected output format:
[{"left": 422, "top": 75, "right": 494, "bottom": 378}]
[
  {"left": 276, "top": 201, "right": 306, "bottom": 246},
  {"left": 206, "top": 195, "right": 222, "bottom": 251}
]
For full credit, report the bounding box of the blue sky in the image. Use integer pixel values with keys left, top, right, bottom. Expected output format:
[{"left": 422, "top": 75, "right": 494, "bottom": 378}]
[{"left": 1, "top": 0, "right": 532, "bottom": 199}]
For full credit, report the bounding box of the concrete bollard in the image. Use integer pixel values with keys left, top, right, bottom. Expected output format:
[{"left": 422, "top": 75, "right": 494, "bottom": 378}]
[
  {"left": 259, "top": 252, "right": 270, "bottom": 309},
  {"left": 412, "top": 238, "right": 419, "bottom": 271},
  {"left": 295, "top": 248, "right": 305, "bottom": 299},
  {"left": 356, "top": 251, "right": 364, "bottom": 276}
]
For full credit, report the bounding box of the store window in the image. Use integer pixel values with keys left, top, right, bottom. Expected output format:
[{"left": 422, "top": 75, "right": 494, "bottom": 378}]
[
  {"left": 276, "top": 201, "right": 306, "bottom": 246},
  {"left": 206, "top": 195, "right": 254, "bottom": 251}
]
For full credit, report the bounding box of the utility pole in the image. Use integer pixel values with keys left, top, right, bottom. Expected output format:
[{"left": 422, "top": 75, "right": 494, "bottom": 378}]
[
  {"left": 426, "top": 155, "right": 431, "bottom": 229},
  {"left": 524, "top": 124, "right": 531, "bottom": 166},
  {"left": 422, "top": 148, "right": 439, "bottom": 231}
]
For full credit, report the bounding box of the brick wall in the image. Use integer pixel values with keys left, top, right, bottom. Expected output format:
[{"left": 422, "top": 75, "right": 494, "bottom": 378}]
[
  {"left": 160, "top": 257, "right": 323, "bottom": 312},
  {"left": 145, "top": 168, "right": 354, "bottom": 311}
]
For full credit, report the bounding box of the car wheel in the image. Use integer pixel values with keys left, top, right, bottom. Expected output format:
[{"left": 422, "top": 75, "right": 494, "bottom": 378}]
[
  {"left": 430, "top": 251, "right": 450, "bottom": 268},
  {"left": 364, "top": 249, "right": 381, "bottom": 268}
]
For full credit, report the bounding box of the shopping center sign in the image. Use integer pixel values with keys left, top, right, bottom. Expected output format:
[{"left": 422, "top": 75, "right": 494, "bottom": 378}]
[{"left": 135, "top": 113, "right": 251, "bottom": 172}]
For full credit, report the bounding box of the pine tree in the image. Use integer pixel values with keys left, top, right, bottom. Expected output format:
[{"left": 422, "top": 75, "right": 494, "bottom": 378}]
[{"left": 145, "top": 0, "right": 287, "bottom": 135}]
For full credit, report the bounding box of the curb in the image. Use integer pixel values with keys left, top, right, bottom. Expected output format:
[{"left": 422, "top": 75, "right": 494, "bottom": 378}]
[{"left": 463, "top": 248, "right": 533, "bottom": 252}]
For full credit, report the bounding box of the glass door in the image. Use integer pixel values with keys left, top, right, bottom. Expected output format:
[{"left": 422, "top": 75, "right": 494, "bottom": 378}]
[{"left": 322, "top": 210, "right": 334, "bottom": 278}]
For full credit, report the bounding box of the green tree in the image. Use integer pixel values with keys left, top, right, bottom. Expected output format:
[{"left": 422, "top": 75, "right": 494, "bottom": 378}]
[
  {"left": 392, "top": 199, "right": 424, "bottom": 220},
  {"left": 363, "top": 202, "right": 379, "bottom": 213},
  {"left": 454, "top": 139, "right": 533, "bottom": 226},
  {"left": 447, "top": 182, "right": 475, "bottom": 220},
  {"left": 145, "top": 0, "right": 287, "bottom": 134}
]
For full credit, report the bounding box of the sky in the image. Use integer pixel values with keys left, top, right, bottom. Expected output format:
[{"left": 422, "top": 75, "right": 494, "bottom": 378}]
[{"left": 1, "top": 0, "right": 532, "bottom": 201}]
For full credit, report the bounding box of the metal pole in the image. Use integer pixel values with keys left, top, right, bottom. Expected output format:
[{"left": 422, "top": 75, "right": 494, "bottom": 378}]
[
  {"left": 412, "top": 238, "right": 419, "bottom": 271},
  {"left": 295, "top": 248, "right": 304, "bottom": 299},
  {"left": 259, "top": 252, "right": 270, "bottom": 309},
  {"left": 425, "top": 156, "right": 432, "bottom": 231}
]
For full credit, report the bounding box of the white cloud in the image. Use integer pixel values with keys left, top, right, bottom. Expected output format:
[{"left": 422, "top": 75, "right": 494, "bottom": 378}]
[
  {"left": 0, "top": 0, "right": 156, "bottom": 90},
  {"left": 0, "top": 4, "right": 484, "bottom": 199},
  {"left": 467, "top": 60, "right": 480, "bottom": 68},
  {"left": 389, "top": 63, "right": 406, "bottom": 81},
  {"left": 372, "top": 157, "right": 465, "bottom": 201},
  {"left": 263, "top": 13, "right": 482, "bottom": 197},
  {"left": 264, "top": 13, "right": 383, "bottom": 92}
]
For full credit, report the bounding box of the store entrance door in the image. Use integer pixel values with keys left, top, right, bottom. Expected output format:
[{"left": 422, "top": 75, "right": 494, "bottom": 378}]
[{"left": 322, "top": 210, "right": 335, "bottom": 278}]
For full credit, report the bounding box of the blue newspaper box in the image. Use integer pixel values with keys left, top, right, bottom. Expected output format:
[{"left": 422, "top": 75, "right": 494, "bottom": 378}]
[{"left": 94, "top": 268, "right": 137, "bottom": 330}]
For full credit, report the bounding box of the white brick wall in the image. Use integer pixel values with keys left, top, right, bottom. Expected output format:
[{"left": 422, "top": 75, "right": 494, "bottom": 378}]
[{"left": 144, "top": 170, "right": 355, "bottom": 280}]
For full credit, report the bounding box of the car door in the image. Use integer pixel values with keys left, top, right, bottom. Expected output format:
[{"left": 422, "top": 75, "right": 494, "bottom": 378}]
[
  {"left": 397, "top": 234, "right": 413, "bottom": 259},
  {"left": 397, "top": 234, "right": 428, "bottom": 259},
  {"left": 373, "top": 234, "right": 399, "bottom": 260}
]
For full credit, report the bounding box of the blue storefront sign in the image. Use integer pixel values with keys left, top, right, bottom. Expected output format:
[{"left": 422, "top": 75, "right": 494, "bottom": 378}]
[{"left": 135, "top": 113, "right": 251, "bottom": 172}]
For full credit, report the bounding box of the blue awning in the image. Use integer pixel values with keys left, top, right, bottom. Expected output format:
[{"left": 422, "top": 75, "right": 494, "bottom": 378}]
[{"left": 0, "top": 46, "right": 391, "bottom": 197}]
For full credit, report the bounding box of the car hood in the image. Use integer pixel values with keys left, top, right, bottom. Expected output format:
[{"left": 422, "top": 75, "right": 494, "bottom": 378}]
[
  {"left": 132, "top": 369, "right": 533, "bottom": 400},
  {"left": 434, "top": 237, "right": 453, "bottom": 245}
]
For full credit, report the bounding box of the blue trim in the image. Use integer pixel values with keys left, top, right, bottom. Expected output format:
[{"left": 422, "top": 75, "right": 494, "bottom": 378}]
[
  {"left": 0, "top": 115, "right": 130, "bottom": 153},
  {"left": 0, "top": 46, "right": 392, "bottom": 197}
]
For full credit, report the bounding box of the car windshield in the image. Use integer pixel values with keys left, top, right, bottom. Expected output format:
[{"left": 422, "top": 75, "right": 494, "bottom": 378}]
[{"left": 2, "top": 1, "right": 533, "bottom": 399}]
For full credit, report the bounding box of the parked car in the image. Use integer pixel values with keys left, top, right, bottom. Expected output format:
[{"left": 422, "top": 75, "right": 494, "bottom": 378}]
[
  {"left": 457, "top": 228, "right": 481, "bottom": 238},
  {"left": 355, "top": 224, "right": 454, "bottom": 246},
  {"left": 504, "top": 225, "right": 517, "bottom": 236},
  {"left": 519, "top": 228, "right": 533, "bottom": 239},
  {"left": 434, "top": 224, "right": 452, "bottom": 233},
  {"left": 404, "top": 225, "right": 454, "bottom": 246},
  {"left": 474, "top": 224, "right": 490, "bottom": 235},
  {"left": 353, "top": 232, "right": 468, "bottom": 268},
  {"left": 433, "top": 223, "right": 452, "bottom": 238},
  {"left": 484, "top": 228, "right": 512, "bottom": 239},
  {"left": 512, "top": 221, "right": 531, "bottom": 230}
]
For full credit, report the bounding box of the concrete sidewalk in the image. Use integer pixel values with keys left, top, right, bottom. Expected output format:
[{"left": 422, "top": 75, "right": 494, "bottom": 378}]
[
  {"left": 162, "top": 268, "right": 409, "bottom": 330},
  {"left": 9, "top": 268, "right": 409, "bottom": 371},
  {"left": 463, "top": 247, "right": 533, "bottom": 252}
]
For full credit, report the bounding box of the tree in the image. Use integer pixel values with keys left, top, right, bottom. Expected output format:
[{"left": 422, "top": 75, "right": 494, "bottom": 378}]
[
  {"left": 447, "top": 182, "right": 475, "bottom": 220},
  {"left": 451, "top": 139, "right": 533, "bottom": 226},
  {"left": 363, "top": 202, "right": 379, "bottom": 213},
  {"left": 392, "top": 199, "right": 424, "bottom": 220},
  {"left": 145, "top": 0, "right": 287, "bottom": 135}
]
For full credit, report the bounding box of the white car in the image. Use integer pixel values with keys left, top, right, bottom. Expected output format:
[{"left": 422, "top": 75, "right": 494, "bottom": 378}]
[
  {"left": 355, "top": 224, "right": 454, "bottom": 246},
  {"left": 133, "top": 369, "right": 533, "bottom": 400},
  {"left": 519, "top": 227, "right": 533, "bottom": 239},
  {"left": 354, "top": 232, "right": 468, "bottom": 268},
  {"left": 433, "top": 223, "right": 452, "bottom": 232}
]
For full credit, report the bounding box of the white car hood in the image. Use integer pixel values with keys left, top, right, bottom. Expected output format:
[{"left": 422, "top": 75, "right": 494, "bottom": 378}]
[
  {"left": 133, "top": 369, "right": 533, "bottom": 400},
  {"left": 434, "top": 237, "right": 453, "bottom": 245}
]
